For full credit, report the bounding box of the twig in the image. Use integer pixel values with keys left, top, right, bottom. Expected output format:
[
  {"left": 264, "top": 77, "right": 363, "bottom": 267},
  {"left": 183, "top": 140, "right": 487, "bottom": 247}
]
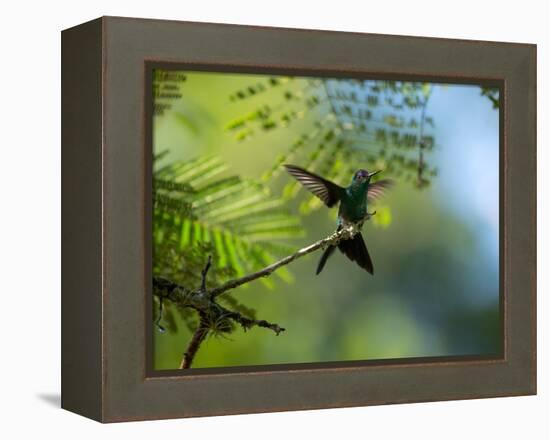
[
  {"left": 154, "top": 295, "right": 166, "bottom": 333},
  {"left": 222, "top": 308, "right": 285, "bottom": 335},
  {"left": 201, "top": 255, "right": 212, "bottom": 292}
]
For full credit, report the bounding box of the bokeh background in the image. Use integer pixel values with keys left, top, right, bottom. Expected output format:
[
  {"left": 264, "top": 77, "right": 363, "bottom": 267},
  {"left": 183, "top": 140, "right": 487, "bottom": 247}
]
[{"left": 152, "top": 70, "right": 500, "bottom": 370}]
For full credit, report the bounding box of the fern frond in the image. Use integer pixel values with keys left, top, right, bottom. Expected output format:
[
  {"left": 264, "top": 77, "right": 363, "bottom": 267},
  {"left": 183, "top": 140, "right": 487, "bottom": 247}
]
[{"left": 153, "top": 155, "right": 304, "bottom": 292}]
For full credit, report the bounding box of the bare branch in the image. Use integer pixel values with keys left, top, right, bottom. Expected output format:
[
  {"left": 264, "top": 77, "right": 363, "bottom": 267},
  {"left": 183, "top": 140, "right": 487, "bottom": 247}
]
[
  {"left": 180, "top": 315, "right": 209, "bottom": 369},
  {"left": 209, "top": 223, "right": 361, "bottom": 298}
]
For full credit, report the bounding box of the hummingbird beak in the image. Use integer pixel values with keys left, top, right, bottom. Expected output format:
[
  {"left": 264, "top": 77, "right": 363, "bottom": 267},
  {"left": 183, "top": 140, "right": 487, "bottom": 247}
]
[{"left": 368, "top": 170, "right": 382, "bottom": 178}]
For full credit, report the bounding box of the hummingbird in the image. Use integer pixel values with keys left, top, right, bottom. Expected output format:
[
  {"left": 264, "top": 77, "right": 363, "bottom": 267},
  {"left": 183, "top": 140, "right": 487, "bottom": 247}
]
[{"left": 284, "top": 164, "right": 393, "bottom": 275}]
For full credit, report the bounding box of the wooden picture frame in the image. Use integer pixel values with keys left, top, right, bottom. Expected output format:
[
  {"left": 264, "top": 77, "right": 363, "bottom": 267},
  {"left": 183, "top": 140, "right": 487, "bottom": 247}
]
[{"left": 61, "top": 16, "right": 536, "bottom": 422}]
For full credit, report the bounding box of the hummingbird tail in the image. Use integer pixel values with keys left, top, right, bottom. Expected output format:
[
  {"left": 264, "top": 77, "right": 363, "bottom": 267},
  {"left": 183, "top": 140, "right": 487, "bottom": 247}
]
[
  {"left": 316, "top": 245, "right": 336, "bottom": 275},
  {"left": 338, "top": 232, "right": 374, "bottom": 275}
]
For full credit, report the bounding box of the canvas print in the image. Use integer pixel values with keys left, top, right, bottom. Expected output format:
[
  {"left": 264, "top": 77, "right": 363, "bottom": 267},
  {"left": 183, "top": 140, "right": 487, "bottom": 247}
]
[{"left": 151, "top": 68, "right": 501, "bottom": 370}]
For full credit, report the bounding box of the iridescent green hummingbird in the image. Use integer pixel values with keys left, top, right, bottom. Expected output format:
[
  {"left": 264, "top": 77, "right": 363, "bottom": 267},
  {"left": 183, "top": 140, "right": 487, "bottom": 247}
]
[{"left": 284, "top": 164, "right": 393, "bottom": 275}]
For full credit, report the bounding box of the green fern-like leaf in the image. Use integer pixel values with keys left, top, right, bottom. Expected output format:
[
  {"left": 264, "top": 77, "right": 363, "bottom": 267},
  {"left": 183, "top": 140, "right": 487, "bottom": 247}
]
[
  {"left": 153, "top": 154, "right": 305, "bottom": 301},
  {"left": 225, "top": 77, "right": 439, "bottom": 204}
]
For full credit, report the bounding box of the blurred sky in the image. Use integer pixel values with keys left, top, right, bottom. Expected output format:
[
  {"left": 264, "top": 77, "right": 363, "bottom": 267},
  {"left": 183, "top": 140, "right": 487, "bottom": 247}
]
[{"left": 430, "top": 84, "right": 499, "bottom": 306}]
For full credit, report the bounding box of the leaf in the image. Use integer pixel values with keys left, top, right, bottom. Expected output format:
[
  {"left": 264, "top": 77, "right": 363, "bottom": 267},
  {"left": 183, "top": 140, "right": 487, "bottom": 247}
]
[
  {"left": 179, "top": 218, "right": 192, "bottom": 249},
  {"left": 173, "top": 112, "right": 198, "bottom": 135},
  {"left": 213, "top": 228, "right": 227, "bottom": 267},
  {"left": 421, "top": 83, "right": 431, "bottom": 98},
  {"left": 371, "top": 206, "right": 393, "bottom": 229}
]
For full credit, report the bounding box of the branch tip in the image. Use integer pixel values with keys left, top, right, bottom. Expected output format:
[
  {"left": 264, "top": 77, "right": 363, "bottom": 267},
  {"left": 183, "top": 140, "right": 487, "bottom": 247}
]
[{"left": 201, "top": 255, "right": 212, "bottom": 291}]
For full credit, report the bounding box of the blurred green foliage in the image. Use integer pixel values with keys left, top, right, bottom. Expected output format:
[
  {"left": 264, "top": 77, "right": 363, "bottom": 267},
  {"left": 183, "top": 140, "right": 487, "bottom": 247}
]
[
  {"left": 481, "top": 86, "right": 500, "bottom": 109},
  {"left": 152, "top": 70, "right": 501, "bottom": 369},
  {"left": 225, "top": 76, "right": 437, "bottom": 197}
]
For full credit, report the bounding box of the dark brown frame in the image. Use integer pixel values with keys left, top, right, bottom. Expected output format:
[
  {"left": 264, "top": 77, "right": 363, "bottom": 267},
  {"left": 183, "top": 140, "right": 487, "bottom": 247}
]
[{"left": 62, "top": 16, "right": 536, "bottom": 422}]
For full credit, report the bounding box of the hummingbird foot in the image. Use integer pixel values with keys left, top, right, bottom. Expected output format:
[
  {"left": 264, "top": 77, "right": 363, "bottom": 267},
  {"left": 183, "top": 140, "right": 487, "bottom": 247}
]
[
  {"left": 365, "top": 210, "right": 377, "bottom": 220},
  {"left": 341, "top": 222, "right": 362, "bottom": 240},
  {"left": 326, "top": 223, "right": 360, "bottom": 246}
]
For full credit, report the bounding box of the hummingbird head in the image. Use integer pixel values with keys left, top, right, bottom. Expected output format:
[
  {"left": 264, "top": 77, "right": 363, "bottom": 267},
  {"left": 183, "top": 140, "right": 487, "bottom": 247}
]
[{"left": 352, "top": 169, "right": 381, "bottom": 184}]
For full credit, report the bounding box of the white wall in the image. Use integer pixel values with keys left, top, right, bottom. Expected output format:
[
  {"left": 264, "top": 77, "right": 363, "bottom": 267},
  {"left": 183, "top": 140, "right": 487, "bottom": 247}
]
[{"left": 0, "top": 1, "right": 546, "bottom": 438}]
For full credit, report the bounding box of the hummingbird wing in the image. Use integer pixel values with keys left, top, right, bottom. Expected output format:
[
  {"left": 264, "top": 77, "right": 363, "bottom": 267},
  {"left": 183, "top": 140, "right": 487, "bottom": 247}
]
[
  {"left": 283, "top": 164, "right": 344, "bottom": 207},
  {"left": 367, "top": 179, "right": 394, "bottom": 201}
]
